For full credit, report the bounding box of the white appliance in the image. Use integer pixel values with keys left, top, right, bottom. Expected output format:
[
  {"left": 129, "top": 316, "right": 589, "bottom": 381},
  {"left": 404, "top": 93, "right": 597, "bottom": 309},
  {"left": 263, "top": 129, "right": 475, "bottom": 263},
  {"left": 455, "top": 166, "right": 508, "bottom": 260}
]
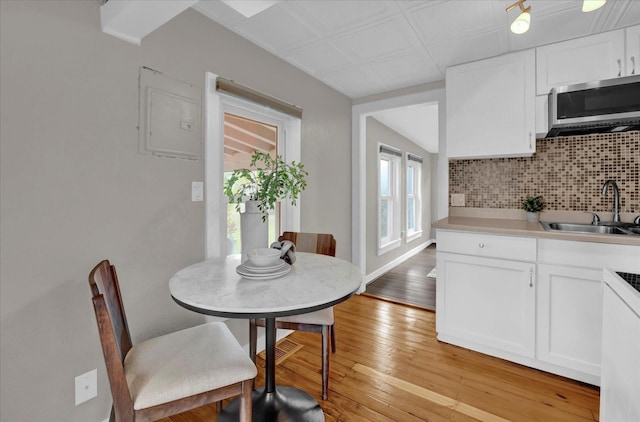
[{"left": 600, "top": 269, "right": 640, "bottom": 422}]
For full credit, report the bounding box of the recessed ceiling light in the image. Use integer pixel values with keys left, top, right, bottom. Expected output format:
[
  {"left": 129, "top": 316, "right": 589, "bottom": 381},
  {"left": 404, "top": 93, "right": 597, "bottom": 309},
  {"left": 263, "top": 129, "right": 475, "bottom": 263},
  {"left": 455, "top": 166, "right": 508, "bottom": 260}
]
[{"left": 220, "top": 0, "right": 278, "bottom": 18}]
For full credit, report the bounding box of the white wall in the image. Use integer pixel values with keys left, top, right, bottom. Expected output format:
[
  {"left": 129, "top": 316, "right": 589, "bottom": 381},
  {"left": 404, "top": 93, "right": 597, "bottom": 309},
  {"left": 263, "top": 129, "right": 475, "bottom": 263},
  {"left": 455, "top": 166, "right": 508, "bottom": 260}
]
[{"left": 0, "top": 1, "right": 352, "bottom": 420}]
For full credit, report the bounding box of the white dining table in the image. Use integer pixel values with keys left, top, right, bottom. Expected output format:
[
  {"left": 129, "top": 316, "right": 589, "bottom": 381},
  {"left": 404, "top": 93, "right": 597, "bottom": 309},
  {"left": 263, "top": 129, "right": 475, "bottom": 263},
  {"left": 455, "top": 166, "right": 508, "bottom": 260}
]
[{"left": 169, "top": 252, "right": 363, "bottom": 421}]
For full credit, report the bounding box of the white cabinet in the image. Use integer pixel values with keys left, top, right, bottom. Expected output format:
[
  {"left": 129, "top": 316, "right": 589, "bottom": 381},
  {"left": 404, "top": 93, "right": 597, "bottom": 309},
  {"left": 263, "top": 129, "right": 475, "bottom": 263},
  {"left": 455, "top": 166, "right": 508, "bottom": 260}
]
[
  {"left": 436, "top": 231, "right": 536, "bottom": 359},
  {"left": 626, "top": 24, "right": 640, "bottom": 76},
  {"left": 536, "top": 29, "right": 625, "bottom": 95},
  {"left": 437, "top": 252, "right": 536, "bottom": 357},
  {"left": 600, "top": 274, "right": 640, "bottom": 422},
  {"left": 437, "top": 232, "right": 640, "bottom": 386},
  {"left": 446, "top": 49, "right": 536, "bottom": 159},
  {"left": 537, "top": 265, "right": 602, "bottom": 380}
]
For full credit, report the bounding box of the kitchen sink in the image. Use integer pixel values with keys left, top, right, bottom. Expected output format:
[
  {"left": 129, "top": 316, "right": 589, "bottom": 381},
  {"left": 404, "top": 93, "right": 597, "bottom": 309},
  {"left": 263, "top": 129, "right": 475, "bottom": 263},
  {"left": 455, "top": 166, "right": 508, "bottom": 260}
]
[{"left": 541, "top": 222, "right": 640, "bottom": 236}]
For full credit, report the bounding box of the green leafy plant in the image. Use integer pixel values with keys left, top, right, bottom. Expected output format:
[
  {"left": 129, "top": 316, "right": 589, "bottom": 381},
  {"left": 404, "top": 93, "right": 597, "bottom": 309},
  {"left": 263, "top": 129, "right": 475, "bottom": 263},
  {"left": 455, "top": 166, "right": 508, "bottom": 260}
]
[
  {"left": 522, "top": 195, "right": 545, "bottom": 213},
  {"left": 224, "top": 151, "right": 308, "bottom": 222}
]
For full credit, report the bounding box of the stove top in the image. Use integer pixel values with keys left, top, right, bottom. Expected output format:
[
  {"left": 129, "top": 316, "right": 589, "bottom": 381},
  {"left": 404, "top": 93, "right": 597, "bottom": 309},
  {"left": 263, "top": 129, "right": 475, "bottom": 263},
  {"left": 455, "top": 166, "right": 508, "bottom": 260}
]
[{"left": 616, "top": 272, "right": 640, "bottom": 294}]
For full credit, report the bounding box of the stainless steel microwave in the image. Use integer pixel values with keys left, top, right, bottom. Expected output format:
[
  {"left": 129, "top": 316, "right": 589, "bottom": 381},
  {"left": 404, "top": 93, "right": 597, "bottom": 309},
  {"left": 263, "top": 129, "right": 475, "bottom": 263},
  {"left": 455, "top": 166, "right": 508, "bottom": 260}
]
[{"left": 546, "top": 74, "right": 640, "bottom": 138}]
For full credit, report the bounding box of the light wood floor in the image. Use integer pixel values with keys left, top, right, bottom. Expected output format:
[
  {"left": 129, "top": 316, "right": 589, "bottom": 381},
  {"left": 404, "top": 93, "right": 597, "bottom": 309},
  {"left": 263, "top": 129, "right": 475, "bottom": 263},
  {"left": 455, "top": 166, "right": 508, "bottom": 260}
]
[
  {"left": 364, "top": 244, "right": 437, "bottom": 310},
  {"left": 161, "top": 295, "right": 600, "bottom": 422}
]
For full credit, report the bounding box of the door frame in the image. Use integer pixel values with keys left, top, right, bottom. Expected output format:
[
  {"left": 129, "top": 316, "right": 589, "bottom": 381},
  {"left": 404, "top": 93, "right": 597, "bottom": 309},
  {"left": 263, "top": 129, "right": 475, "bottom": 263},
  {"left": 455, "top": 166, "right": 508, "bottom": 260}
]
[{"left": 204, "top": 72, "right": 301, "bottom": 259}]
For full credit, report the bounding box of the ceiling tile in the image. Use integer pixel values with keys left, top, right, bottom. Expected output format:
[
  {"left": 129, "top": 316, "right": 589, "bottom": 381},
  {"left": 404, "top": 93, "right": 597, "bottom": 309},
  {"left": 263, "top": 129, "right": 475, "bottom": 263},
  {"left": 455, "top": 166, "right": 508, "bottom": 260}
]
[
  {"left": 368, "top": 51, "right": 443, "bottom": 90},
  {"left": 333, "top": 17, "right": 420, "bottom": 62},
  {"left": 427, "top": 30, "right": 507, "bottom": 70},
  {"left": 291, "top": 0, "right": 397, "bottom": 32},
  {"left": 322, "top": 67, "right": 387, "bottom": 98},
  {"left": 233, "top": 4, "right": 319, "bottom": 53},
  {"left": 409, "top": 0, "right": 500, "bottom": 44},
  {"left": 285, "top": 41, "right": 354, "bottom": 75}
]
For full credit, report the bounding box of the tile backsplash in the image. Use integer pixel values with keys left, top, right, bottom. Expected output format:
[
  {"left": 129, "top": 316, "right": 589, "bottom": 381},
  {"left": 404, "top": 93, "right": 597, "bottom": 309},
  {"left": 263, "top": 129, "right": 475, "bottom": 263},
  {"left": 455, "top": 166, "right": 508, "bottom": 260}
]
[{"left": 449, "top": 131, "right": 639, "bottom": 213}]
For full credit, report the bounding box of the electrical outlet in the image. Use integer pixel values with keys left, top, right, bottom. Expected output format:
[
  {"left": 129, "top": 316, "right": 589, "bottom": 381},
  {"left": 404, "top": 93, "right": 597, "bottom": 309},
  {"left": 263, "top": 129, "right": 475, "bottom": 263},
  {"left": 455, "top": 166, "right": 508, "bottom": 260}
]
[
  {"left": 451, "top": 193, "right": 465, "bottom": 207},
  {"left": 192, "top": 181, "right": 203, "bottom": 202},
  {"left": 75, "top": 369, "right": 97, "bottom": 406}
]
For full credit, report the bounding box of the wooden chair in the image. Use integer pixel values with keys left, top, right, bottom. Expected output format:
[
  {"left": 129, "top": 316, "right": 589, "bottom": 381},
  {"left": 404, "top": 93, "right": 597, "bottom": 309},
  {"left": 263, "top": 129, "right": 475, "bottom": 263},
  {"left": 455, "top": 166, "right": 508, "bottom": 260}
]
[
  {"left": 89, "top": 260, "right": 257, "bottom": 422},
  {"left": 249, "top": 232, "right": 337, "bottom": 400}
]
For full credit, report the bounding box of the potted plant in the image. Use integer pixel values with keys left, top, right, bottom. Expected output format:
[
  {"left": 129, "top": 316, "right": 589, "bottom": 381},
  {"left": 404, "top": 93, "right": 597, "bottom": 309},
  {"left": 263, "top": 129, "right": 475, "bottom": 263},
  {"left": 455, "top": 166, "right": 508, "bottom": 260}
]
[
  {"left": 522, "top": 195, "right": 545, "bottom": 222},
  {"left": 224, "top": 151, "right": 308, "bottom": 261}
]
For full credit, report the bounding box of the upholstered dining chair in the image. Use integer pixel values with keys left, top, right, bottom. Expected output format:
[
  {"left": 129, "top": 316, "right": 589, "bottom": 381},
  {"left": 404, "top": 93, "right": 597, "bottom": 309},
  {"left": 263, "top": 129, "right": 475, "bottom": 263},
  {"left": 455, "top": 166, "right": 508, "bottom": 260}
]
[
  {"left": 89, "top": 260, "right": 257, "bottom": 422},
  {"left": 249, "top": 232, "right": 337, "bottom": 400}
]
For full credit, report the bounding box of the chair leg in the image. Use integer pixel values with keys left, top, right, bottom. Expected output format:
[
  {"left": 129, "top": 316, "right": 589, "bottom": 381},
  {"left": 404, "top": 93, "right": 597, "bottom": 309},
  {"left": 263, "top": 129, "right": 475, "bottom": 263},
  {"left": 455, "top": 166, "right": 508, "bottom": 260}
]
[
  {"left": 330, "top": 324, "right": 336, "bottom": 353},
  {"left": 249, "top": 319, "right": 257, "bottom": 363},
  {"left": 239, "top": 379, "right": 253, "bottom": 422},
  {"left": 215, "top": 401, "right": 222, "bottom": 413},
  {"left": 321, "top": 325, "right": 330, "bottom": 400}
]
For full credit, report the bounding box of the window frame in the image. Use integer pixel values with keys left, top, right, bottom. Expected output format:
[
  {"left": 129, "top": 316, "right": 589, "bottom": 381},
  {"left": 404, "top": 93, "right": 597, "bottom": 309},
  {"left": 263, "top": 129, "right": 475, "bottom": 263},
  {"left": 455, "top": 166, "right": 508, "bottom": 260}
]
[
  {"left": 405, "top": 153, "right": 423, "bottom": 243},
  {"left": 378, "top": 144, "right": 401, "bottom": 255}
]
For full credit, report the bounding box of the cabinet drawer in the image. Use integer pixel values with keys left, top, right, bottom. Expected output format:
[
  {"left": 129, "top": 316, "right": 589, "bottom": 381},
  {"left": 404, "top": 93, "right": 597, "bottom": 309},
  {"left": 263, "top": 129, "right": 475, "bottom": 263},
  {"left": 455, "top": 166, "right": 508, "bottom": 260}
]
[{"left": 437, "top": 230, "right": 536, "bottom": 261}]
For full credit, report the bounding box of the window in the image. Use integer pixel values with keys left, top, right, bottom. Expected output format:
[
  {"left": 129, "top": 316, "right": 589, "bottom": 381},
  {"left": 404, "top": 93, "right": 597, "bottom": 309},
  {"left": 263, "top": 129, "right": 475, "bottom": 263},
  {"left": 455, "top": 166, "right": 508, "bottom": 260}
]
[
  {"left": 406, "top": 154, "right": 423, "bottom": 242},
  {"left": 378, "top": 145, "right": 401, "bottom": 255}
]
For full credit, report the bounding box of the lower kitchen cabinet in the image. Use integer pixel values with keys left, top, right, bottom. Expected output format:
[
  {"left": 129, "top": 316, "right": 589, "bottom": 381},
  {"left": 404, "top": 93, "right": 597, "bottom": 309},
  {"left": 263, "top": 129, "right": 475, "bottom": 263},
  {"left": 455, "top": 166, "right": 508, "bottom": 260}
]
[
  {"left": 436, "top": 252, "right": 535, "bottom": 357},
  {"left": 536, "top": 264, "right": 602, "bottom": 380},
  {"left": 437, "top": 230, "right": 640, "bottom": 386}
]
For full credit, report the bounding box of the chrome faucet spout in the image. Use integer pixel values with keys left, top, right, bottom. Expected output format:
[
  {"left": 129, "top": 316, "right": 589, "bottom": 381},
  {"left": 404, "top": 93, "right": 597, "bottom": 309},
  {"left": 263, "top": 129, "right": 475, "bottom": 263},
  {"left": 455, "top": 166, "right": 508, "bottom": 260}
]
[{"left": 601, "top": 179, "right": 621, "bottom": 222}]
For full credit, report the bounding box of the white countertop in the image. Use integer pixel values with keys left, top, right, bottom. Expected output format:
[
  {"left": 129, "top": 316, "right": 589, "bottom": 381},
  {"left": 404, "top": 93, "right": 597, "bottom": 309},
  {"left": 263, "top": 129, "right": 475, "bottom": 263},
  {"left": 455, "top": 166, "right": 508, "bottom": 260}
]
[{"left": 169, "top": 252, "right": 364, "bottom": 318}]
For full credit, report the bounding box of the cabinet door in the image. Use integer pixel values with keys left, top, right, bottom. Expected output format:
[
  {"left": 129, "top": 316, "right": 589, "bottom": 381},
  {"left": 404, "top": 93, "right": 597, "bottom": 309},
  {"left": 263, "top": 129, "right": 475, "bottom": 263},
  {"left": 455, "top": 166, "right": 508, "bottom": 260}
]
[
  {"left": 537, "top": 264, "right": 602, "bottom": 378},
  {"left": 436, "top": 252, "right": 536, "bottom": 357},
  {"left": 600, "top": 285, "right": 640, "bottom": 422},
  {"left": 446, "top": 49, "right": 535, "bottom": 159},
  {"left": 626, "top": 25, "right": 640, "bottom": 76},
  {"left": 536, "top": 29, "right": 625, "bottom": 95}
]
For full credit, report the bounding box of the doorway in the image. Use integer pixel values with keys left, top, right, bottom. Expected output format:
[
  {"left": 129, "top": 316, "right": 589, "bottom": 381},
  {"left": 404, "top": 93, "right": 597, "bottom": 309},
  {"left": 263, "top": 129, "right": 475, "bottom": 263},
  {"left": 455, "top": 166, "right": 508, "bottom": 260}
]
[{"left": 351, "top": 88, "right": 447, "bottom": 282}]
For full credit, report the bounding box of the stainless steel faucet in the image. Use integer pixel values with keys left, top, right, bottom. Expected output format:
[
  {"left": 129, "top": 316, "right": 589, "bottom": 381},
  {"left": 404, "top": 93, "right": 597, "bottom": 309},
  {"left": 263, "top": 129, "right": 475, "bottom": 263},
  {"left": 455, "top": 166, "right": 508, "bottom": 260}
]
[{"left": 601, "top": 179, "right": 621, "bottom": 223}]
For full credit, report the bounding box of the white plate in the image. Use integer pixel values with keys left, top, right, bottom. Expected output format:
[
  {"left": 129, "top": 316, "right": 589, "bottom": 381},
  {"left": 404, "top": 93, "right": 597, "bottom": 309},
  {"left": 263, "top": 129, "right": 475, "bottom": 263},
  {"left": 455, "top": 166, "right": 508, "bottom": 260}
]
[
  {"left": 240, "top": 261, "right": 286, "bottom": 274},
  {"left": 236, "top": 263, "right": 291, "bottom": 280}
]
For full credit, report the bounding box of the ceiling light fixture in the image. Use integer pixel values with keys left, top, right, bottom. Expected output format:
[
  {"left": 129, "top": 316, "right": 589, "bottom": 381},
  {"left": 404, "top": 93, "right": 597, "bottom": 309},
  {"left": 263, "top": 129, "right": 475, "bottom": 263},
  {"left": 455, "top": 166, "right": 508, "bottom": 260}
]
[
  {"left": 506, "top": 0, "right": 531, "bottom": 35},
  {"left": 582, "top": 0, "right": 606, "bottom": 12},
  {"left": 220, "top": 0, "right": 278, "bottom": 18}
]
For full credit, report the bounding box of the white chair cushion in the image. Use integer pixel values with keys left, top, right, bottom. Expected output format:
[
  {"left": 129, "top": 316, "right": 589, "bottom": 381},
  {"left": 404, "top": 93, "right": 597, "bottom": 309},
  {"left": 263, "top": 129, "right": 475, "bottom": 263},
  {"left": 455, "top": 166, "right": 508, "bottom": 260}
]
[
  {"left": 276, "top": 307, "right": 334, "bottom": 325},
  {"left": 124, "top": 322, "right": 257, "bottom": 410}
]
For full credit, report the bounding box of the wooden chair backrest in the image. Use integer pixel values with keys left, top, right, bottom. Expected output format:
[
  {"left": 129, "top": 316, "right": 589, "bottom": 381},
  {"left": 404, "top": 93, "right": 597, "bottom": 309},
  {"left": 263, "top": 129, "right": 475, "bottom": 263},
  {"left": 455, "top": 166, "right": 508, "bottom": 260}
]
[
  {"left": 88, "top": 260, "right": 134, "bottom": 419},
  {"left": 278, "top": 232, "right": 336, "bottom": 257}
]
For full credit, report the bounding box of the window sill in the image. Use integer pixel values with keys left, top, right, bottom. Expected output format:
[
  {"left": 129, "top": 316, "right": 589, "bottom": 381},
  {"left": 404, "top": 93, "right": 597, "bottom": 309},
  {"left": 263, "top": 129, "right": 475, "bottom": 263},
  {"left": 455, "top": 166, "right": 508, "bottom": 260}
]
[
  {"left": 378, "top": 238, "right": 401, "bottom": 256},
  {"left": 406, "top": 230, "right": 423, "bottom": 243}
]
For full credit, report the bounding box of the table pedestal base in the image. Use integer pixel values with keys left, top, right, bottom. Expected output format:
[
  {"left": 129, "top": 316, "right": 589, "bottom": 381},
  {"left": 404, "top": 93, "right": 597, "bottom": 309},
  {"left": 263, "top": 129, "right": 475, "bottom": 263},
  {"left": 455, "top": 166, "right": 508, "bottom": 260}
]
[{"left": 217, "top": 386, "right": 324, "bottom": 421}]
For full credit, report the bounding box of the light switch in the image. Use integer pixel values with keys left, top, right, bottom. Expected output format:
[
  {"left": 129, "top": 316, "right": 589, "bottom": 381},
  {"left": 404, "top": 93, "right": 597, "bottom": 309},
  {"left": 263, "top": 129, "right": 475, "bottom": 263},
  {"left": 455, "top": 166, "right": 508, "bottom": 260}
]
[{"left": 192, "top": 181, "right": 203, "bottom": 202}]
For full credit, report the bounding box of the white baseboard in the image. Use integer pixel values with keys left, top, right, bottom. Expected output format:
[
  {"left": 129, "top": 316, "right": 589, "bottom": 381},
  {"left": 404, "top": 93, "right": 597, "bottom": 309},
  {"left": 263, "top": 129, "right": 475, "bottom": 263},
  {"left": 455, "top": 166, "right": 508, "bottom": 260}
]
[{"left": 365, "top": 239, "right": 434, "bottom": 284}]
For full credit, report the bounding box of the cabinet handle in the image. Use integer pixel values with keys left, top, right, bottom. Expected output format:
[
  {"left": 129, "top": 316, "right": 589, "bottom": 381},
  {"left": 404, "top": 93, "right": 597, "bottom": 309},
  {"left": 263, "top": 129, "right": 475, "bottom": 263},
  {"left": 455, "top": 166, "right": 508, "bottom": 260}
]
[
  {"left": 529, "top": 268, "right": 534, "bottom": 287},
  {"left": 529, "top": 132, "right": 532, "bottom": 150},
  {"left": 478, "top": 242, "right": 485, "bottom": 249},
  {"left": 632, "top": 57, "right": 636, "bottom": 75},
  {"left": 617, "top": 58, "right": 622, "bottom": 77}
]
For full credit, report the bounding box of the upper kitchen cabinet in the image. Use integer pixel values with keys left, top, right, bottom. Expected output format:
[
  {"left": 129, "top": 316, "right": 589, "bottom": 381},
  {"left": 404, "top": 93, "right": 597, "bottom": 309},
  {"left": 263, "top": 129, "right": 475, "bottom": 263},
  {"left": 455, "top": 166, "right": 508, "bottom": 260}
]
[
  {"left": 446, "top": 49, "right": 536, "bottom": 159},
  {"left": 536, "top": 28, "right": 632, "bottom": 96},
  {"left": 627, "top": 25, "right": 640, "bottom": 76}
]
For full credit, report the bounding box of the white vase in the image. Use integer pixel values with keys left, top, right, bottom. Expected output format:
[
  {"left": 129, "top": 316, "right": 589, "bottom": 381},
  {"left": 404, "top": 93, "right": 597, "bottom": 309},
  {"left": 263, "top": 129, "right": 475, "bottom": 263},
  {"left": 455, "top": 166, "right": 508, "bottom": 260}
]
[
  {"left": 240, "top": 200, "right": 269, "bottom": 263},
  {"left": 526, "top": 211, "right": 540, "bottom": 223}
]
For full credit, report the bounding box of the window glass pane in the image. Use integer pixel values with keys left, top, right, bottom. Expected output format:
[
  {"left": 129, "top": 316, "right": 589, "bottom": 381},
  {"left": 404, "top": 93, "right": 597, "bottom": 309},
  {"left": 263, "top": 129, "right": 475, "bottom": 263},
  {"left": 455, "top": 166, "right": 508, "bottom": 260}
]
[
  {"left": 380, "top": 200, "right": 388, "bottom": 238},
  {"left": 407, "top": 166, "right": 414, "bottom": 195},
  {"left": 408, "top": 198, "right": 415, "bottom": 230},
  {"left": 380, "top": 159, "right": 389, "bottom": 196}
]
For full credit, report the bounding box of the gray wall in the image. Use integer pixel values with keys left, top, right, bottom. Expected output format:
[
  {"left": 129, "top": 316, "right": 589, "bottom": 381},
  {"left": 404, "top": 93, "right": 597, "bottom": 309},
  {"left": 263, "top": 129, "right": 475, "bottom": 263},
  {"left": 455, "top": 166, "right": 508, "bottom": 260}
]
[
  {"left": 0, "top": 1, "right": 352, "bottom": 421},
  {"left": 365, "top": 117, "right": 432, "bottom": 275}
]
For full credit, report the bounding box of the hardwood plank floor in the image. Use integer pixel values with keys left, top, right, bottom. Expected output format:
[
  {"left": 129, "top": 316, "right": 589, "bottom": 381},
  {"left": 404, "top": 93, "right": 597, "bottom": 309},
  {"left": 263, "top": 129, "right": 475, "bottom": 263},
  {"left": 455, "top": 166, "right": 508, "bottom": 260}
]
[
  {"left": 161, "top": 294, "right": 600, "bottom": 421},
  {"left": 364, "top": 244, "right": 437, "bottom": 310}
]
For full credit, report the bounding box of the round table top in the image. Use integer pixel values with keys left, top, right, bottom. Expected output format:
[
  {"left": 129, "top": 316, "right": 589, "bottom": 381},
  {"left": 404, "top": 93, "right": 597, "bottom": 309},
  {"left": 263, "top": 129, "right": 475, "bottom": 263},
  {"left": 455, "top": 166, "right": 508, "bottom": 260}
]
[{"left": 169, "top": 253, "right": 364, "bottom": 318}]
